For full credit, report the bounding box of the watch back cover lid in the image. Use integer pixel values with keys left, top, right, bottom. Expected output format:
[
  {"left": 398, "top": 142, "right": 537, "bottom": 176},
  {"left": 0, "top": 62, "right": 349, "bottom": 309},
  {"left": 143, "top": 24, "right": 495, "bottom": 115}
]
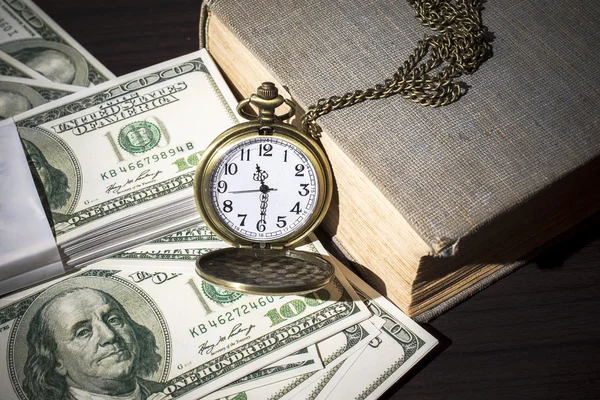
[{"left": 196, "top": 247, "right": 335, "bottom": 295}]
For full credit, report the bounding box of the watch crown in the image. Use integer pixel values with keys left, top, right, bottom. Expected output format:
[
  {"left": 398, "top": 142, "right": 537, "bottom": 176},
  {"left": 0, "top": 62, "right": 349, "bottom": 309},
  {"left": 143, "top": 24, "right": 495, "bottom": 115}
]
[{"left": 257, "top": 82, "right": 278, "bottom": 100}]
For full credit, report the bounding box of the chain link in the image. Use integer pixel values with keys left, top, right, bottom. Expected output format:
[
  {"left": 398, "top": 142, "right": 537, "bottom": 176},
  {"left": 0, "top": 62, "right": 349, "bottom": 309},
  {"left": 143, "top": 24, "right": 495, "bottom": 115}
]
[{"left": 301, "top": 0, "right": 490, "bottom": 139}]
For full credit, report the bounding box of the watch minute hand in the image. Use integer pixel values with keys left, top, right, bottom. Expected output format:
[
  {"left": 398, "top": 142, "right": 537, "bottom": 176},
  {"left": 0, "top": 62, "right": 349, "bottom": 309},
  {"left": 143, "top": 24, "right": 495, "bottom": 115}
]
[{"left": 229, "top": 188, "right": 278, "bottom": 194}]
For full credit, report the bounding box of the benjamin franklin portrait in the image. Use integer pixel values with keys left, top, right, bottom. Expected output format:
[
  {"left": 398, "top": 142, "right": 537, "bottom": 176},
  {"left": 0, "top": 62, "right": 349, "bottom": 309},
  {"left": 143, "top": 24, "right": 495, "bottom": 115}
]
[
  {"left": 1, "top": 39, "right": 89, "bottom": 86},
  {"left": 22, "top": 288, "right": 166, "bottom": 400},
  {"left": 0, "top": 81, "right": 46, "bottom": 120},
  {"left": 22, "top": 138, "right": 71, "bottom": 212},
  {"left": 12, "top": 47, "right": 77, "bottom": 85},
  {"left": 0, "top": 90, "right": 32, "bottom": 119}
]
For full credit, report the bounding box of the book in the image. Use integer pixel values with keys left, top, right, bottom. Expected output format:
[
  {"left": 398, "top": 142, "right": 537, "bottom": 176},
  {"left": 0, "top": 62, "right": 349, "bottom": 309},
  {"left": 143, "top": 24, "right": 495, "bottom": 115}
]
[{"left": 199, "top": 0, "right": 600, "bottom": 319}]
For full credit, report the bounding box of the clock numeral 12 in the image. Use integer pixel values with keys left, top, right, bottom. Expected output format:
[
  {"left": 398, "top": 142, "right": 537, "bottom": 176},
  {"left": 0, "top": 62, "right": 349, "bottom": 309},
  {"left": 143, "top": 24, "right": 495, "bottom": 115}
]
[{"left": 259, "top": 143, "right": 273, "bottom": 156}]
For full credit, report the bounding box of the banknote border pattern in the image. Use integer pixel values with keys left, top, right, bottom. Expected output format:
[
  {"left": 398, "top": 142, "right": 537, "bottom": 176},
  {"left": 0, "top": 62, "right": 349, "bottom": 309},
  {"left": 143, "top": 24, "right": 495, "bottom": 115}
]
[
  {"left": 0, "top": 59, "right": 27, "bottom": 77},
  {"left": 306, "top": 359, "right": 346, "bottom": 400},
  {"left": 227, "top": 359, "right": 317, "bottom": 388},
  {"left": 151, "top": 226, "right": 219, "bottom": 243},
  {"left": 355, "top": 293, "right": 426, "bottom": 400},
  {"left": 14, "top": 59, "right": 211, "bottom": 128},
  {"left": 34, "top": 86, "right": 75, "bottom": 102},
  {"left": 266, "top": 322, "right": 372, "bottom": 400},
  {"left": 112, "top": 246, "right": 213, "bottom": 260}
]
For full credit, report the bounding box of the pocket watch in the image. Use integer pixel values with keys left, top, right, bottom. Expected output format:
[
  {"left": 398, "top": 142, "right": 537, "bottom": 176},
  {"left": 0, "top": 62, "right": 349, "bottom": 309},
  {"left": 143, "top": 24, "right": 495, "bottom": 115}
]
[{"left": 194, "top": 82, "right": 335, "bottom": 295}]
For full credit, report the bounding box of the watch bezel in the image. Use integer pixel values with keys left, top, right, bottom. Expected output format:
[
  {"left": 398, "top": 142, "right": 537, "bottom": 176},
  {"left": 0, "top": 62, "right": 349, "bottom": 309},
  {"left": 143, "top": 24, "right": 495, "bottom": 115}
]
[{"left": 194, "top": 121, "right": 333, "bottom": 249}]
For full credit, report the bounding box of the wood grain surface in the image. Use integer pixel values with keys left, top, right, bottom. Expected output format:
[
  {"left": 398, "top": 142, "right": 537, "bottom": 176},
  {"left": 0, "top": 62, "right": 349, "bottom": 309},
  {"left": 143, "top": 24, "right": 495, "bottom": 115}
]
[{"left": 33, "top": 1, "right": 600, "bottom": 398}]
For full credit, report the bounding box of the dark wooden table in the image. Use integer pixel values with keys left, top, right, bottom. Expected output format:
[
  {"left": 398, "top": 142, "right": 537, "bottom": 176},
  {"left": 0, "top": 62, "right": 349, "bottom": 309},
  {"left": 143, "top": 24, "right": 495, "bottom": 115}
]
[{"left": 35, "top": 1, "right": 600, "bottom": 398}]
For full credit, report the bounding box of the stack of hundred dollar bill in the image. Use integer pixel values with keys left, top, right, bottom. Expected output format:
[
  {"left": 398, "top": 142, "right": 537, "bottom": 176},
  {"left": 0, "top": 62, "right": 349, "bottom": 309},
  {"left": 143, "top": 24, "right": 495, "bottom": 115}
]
[
  {"left": 0, "top": 0, "right": 241, "bottom": 269},
  {"left": 0, "top": 1, "right": 439, "bottom": 398}
]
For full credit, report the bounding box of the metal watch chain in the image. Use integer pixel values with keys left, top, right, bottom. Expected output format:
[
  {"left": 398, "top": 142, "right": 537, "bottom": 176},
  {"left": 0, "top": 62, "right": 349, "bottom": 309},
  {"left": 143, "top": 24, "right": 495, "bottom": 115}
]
[{"left": 301, "top": 0, "right": 490, "bottom": 139}]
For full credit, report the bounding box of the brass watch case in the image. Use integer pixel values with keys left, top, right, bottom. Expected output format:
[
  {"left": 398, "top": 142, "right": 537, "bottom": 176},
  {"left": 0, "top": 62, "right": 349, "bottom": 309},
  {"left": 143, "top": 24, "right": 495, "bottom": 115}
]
[{"left": 193, "top": 120, "right": 333, "bottom": 250}]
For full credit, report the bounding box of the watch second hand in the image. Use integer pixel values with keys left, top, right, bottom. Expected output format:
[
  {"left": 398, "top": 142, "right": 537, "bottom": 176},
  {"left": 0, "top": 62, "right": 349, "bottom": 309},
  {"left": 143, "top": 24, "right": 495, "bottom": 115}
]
[{"left": 255, "top": 164, "right": 269, "bottom": 229}]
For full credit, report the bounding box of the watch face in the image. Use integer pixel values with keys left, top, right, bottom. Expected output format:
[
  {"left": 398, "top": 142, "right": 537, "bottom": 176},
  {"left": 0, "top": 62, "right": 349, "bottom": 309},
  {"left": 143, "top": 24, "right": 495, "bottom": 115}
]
[{"left": 209, "top": 136, "right": 319, "bottom": 242}]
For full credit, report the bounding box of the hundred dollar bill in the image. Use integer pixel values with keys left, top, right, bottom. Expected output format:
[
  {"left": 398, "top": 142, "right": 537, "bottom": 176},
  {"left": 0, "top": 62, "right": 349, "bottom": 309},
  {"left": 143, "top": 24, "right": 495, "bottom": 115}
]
[
  {"left": 103, "top": 227, "right": 319, "bottom": 263},
  {"left": 100, "top": 236, "right": 343, "bottom": 394},
  {"left": 281, "top": 320, "right": 386, "bottom": 400},
  {"left": 94, "top": 235, "right": 371, "bottom": 398},
  {"left": 0, "top": 50, "right": 49, "bottom": 80},
  {"left": 204, "top": 346, "right": 323, "bottom": 400},
  {"left": 293, "top": 345, "right": 364, "bottom": 400},
  {"left": 12, "top": 49, "right": 238, "bottom": 253},
  {"left": 308, "top": 265, "right": 438, "bottom": 400},
  {"left": 0, "top": 0, "right": 115, "bottom": 85},
  {"left": 0, "top": 262, "right": 370, "bottom": 399},
  {"left": 209, "top": 316, "right": 381, "bottom": 400},
  {"left": 110, "top": 242, "right": 230, "bottom": 261},
  {"left": 271, "top": 346, "right": 321, "bottom": 368},
  {"left": 0, "top": 75, "right": 80, "bottom": 120},
  {"left": 107, "top": 242, "right": 321, "bottom": 262},
  {"left": 151, "top": 224, "right": 220, "bottom": 243}
]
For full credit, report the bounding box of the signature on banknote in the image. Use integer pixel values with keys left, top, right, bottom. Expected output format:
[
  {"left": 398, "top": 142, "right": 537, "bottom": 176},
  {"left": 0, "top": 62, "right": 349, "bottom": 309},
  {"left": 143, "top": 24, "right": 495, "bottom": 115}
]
[{"left": 106, "top": 169, "right": 164, "bottom": 194}]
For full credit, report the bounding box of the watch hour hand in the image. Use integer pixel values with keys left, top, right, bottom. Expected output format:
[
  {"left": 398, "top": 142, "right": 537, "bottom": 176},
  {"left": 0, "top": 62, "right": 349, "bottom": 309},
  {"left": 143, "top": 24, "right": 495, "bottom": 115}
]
[{"left": 253, "top": 164, "right": 268, "bottom": 184}]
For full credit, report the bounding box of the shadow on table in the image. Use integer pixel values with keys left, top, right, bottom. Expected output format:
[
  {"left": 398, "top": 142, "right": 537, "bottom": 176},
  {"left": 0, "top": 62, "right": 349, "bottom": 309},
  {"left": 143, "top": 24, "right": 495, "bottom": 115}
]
[{"left": 533, "top": 211, "right": 600, "bottom": 269}]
